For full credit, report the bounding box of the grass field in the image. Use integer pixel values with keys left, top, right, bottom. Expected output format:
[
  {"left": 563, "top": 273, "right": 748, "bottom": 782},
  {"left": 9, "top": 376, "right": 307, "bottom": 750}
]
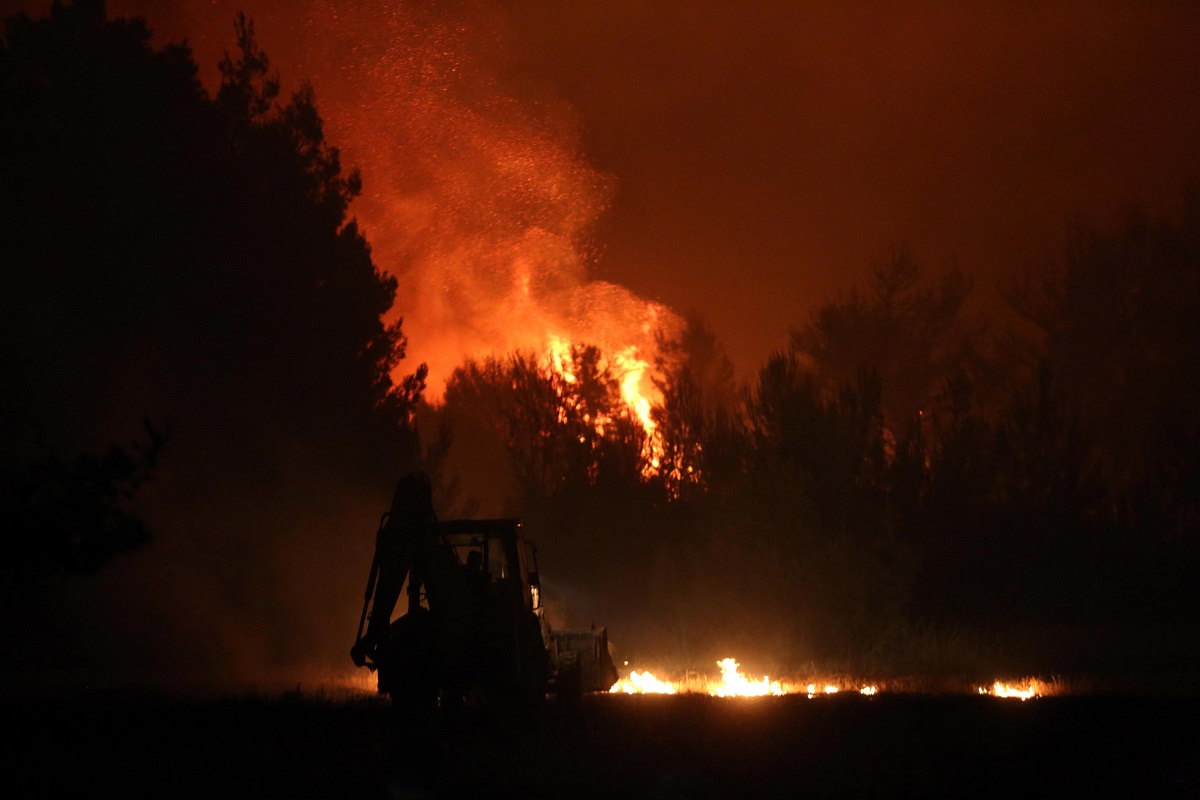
[{"left": 5, "top": 688, "right": 1198, "bottom": 798}]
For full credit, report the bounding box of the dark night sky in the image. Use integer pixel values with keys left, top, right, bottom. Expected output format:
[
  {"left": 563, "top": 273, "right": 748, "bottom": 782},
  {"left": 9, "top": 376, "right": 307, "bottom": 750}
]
[{"left": 9, "top": 0, "right": 1200, "bottom": 385}]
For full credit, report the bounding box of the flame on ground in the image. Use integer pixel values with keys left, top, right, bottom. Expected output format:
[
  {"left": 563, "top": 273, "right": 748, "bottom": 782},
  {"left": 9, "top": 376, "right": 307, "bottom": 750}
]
[
  {"left": 713, "top": 658, "right": 785, "bottom": 697},
  {"left": 610, "top": 658, "right": 881, "bottom": 698},
  {"left": 613, "top": 670, "right": 678, "bottom": 695},
  {"left": 611, "top": 660, "right": 1054, "bottom": 700},
  {"left": 977, "top": 680, "right": 1045, "bottom": 700}
]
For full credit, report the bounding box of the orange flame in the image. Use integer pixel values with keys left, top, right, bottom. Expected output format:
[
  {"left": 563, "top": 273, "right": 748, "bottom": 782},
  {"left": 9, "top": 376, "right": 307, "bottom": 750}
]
[
  {"left": 712, "top": 658, "right": 785, "bottom": 697},
  {"left": 977, "top": 680, "right": 1044, "bottom": 700},
  {"left": 343, "top": 9, "right": 683, "bottom": 408},
  {"left": 540, "top": 334, "right": 667, "bottom": 472},
  {"left": 614, "top": 670, "right": 678, "bottom": 695},
  {"left": 610, "top": 658, "right": 865, "bottom": 698},
  {"left": 319, "top": 7, "right": 683, "bottom": 415}
]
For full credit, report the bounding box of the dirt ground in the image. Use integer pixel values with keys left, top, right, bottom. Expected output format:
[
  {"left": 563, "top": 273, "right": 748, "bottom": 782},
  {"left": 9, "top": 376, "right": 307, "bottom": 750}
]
[{"left": 5, "top": 690, "right": 1198, "bottom": 798}]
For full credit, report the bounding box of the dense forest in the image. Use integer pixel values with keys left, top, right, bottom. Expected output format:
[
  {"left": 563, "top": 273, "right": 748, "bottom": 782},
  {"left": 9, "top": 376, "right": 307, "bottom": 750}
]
[
  {"left": 435, "top": 220, "right": 1200, "bottom": 678},
  {"left": 2, "top": 2, "right": 1197, "bottom": 687},
  {"left": 0, "top": 1, "right": 427, "bottom": 684}
]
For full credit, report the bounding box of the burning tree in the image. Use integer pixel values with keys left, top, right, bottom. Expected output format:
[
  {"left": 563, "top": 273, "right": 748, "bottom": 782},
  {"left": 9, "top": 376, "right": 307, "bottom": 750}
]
[
  {"left": 650, "top": 313, "right": 739, "bottom": 500},
  {"left": 443, "top": 344, "right": 650, "bottom": 503}
]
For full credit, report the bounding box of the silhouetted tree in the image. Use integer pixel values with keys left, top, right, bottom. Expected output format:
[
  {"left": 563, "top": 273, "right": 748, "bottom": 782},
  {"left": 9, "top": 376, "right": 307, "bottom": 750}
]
[
  {"left": 792, "top": 249, "right": 985, "bottom": 448},
  {"left": 918, "top": 366, "right": 1109, "bottom": 623},
  {"left": 1, "top": 422, "right": 166, "bottom": 591},
  {"left": 747, "top": 352, "right": 891, "bottom": 529},
  {"left": 440, "top": 344, "right": 665, "bottom": 635},
  {"left": 0, "top": 2, "right": 424, "bottom": 676},
  {"left": 444, "top": 345, "right": 646, "bottom": 505},
  {"left": 651, "top": 312, "right": 737, "bottom": 499},
  {"left": 1008, "top": 197, "right": 1200, "bottom": 497},
  {"left": 1005, "top": 196, "right": 1200, "bottom": 622},
  {"left": 656, "top": 349, "right": 911, "bottom": 663}
]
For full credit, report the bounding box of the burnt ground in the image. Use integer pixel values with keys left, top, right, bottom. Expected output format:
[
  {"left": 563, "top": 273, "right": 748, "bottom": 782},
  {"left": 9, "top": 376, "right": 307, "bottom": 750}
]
[{"left": 4, "top": 690, "right": 1198, "bottom": 799}]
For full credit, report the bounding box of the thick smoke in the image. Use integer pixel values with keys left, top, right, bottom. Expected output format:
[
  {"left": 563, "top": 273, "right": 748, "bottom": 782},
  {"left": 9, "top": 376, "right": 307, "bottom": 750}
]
[
  {"left": 178, "top": 0, "right": 679, "bottom": 396},
  {"left": 67, "top": 0, "right": 681, "bottom": 395}
]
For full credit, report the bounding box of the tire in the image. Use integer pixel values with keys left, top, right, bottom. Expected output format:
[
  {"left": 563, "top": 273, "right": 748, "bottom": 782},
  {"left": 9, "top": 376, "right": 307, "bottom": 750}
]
[
  {"left": 389, "top": 680, "right": 439, "bottom": 715},
  {"left": 556, "top": 650, "right": 582, "bottom": 704},
  {"left": 377, "top": 608, "right": 439, "bottom": 712},
  {"left": 518, "top": 612, "right": 551, "bottom": 704}
]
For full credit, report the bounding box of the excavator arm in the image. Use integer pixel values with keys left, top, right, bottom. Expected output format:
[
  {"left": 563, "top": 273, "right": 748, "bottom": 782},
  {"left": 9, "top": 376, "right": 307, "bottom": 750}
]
[{"left": 350, "top": 473, "right": 433, "bottom": 668}]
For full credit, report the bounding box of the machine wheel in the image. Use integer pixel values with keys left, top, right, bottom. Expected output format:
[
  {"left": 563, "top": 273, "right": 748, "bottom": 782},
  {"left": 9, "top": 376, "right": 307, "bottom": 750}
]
[
  {"left": 377, "top": 608, "right": 439, "bottom": 712},
  {"left": 389, "top": 680, "right": 439, "bottom": 715},
  {"left": 555, "top": 650, "right": 582, "bottom": 704},
  {"left": 518, "top": 612, "right": 551, "bottom": 705}
]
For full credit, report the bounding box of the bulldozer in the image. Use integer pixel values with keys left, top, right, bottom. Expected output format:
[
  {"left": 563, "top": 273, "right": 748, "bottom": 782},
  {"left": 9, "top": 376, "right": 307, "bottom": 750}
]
[{"left": 350, "top": 473, "right": 618, "bottom": 709}]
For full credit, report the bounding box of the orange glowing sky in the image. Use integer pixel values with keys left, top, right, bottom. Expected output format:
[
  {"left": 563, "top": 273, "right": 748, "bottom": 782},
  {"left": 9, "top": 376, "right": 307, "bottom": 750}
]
[{"left": 12, "top": 0, "right": 1200, "bottom": 386}]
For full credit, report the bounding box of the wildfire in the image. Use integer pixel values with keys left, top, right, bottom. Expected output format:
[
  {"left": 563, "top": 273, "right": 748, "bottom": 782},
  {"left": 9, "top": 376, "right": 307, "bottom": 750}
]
[
  {"left": 713, "top": 658, "right": 785, "bottom": 697},
  {"left": 545, "top": 336, "right": 578, "bottom": 386},
  {"left": 613, "top": 670, "right": 678, "bottom": 695},
  {"left": 265, "top": 0, "right": 686, "bottom": 426},
  {"left": 611, "top": 662, "right": 1053, "bottom": 700},
  {"left": 977, "top": 680, "right": 1043, "bottom": 700},
  {"left": 541, "top": 334, "right": 666, "bottom": 472},
  {"left": 611, "top": 346, "right": 656, "bottom": 433},
  {"left": 610, "top": 668, "right": 1057, "bottom": 700},
  {"left": 610, "top": 658, "right": 872, "bottom": 698}
]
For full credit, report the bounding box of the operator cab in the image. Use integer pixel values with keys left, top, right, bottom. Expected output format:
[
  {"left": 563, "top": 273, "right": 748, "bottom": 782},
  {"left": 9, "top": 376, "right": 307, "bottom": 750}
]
[{"left": 437, "top": 518, "right": 540, "bottom": 614}]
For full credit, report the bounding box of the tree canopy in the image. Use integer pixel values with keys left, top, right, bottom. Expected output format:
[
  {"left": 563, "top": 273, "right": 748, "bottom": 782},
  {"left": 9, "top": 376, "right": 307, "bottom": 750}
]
[{"left": 0, "top": 2, "right": 423, "bottom": 594}]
